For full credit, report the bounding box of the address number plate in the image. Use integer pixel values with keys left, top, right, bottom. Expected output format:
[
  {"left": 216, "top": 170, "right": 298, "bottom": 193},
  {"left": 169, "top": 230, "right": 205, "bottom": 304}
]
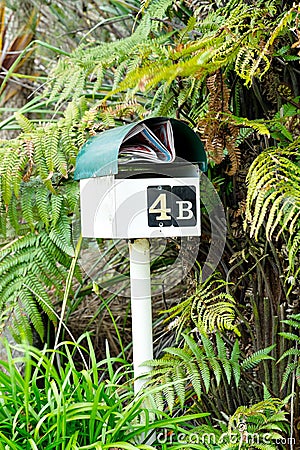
[{"left": 147, "top": 185, "right": 197, "bottom": 227}]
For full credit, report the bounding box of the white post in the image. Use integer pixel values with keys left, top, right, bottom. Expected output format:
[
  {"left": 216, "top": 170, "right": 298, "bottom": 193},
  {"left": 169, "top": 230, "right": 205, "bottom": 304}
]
[{"left": 128, "top": 238, "right": 153, "bottom": 395}]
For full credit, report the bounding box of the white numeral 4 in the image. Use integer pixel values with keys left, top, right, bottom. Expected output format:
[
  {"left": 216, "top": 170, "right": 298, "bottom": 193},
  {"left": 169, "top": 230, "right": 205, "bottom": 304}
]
[{"left": 149, "top": 193, "right": 171, "bottom": 220}]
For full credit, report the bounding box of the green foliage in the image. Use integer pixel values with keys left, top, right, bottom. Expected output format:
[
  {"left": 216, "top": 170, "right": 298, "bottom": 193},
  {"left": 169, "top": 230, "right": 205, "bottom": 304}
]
[
  {"left": 245, "top": 137, "right": 300, "bottom": 278},
  {"left": 163, "top": 271, "right": 239, "bottom": 336},
  {"left": 0, "top": 335, "right": 208, "bottom": 449},
  {"left": 224, "top": 399, "right": 288, "bottom": 449},
  {"left": 0, "top": 98, "right": 88, "bottom": 340},
  {"left": 145, "top": 332, "right": 274, "bottom": 412},
  {"left": 168, "top": 397, "right": 287, "bottom": 449},
  {"left": 0, "top": 1, "right": 299, "bottom": 436},
  {"left": 37, "top": 0, "right": 298, "bottom": 123},
  {"left": 0, "top": 228, "right": 74, "bottom": 342},
  {"left": 45, "top": 9, "right": 167, "bottom": 104},
  {"left": 0, "top": 100, "right": 86, "bottom": 219},
  {"left": 107, "top": 1, "right": 295, "bottom": 95},
  {"left": 278, "top": 313, "right": 300, "bottom": 390},
  {"left": 0, "top": 163, "right": 80, "bottom": 341}
]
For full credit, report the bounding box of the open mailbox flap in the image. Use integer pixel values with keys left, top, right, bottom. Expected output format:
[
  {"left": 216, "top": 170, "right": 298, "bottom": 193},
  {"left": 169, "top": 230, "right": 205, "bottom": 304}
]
[{"left": 74, "top": 117, "right": 207, "bottom": 180}]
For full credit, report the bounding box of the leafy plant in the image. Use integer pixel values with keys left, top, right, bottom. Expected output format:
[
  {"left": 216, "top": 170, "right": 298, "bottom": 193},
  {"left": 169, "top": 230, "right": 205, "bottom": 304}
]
[
  {"left": 224, "top": 398, "right": 288, "bottom": 449},
  {"left": 278, "top": 313, "right": 300, "bottom": 389},
  {"left": 145, "top": 331, "right": 275, "bottom": 413},
  {"left": 0, "top": 5, "right": 299, "bottom": 443},
  {"left": 0, "top": 98, "right": 87, "bottom": 340},
  {"left": 0, "top": 0, "right": 299, "bottom": 342},
  {"left": 0, "top": 334, "right": 209, "bottom": 449},
  {"left": 189, "top": 398, "right": 288, "bottom": 450},
  {"left": 245, "top": 137, "right": 300, "bottom": 279},
  {"left": 163, "top": 270, "right": 239, "bottom": 337}
]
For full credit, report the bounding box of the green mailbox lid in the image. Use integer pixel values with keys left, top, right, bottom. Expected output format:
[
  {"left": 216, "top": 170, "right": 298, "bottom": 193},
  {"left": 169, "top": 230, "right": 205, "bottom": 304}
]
[{"left": 74, "top": 117, "right": 207, "bottom": 180}]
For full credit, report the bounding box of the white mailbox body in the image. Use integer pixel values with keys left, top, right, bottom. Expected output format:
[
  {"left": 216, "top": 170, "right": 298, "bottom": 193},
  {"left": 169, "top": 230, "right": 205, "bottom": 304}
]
[{"left": 79, "top": 164, "right": 201, "bottom": 239}]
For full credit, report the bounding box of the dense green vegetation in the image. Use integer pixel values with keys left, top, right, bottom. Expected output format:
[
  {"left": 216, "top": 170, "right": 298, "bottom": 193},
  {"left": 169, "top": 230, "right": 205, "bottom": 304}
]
[{"left": 0, "top": 0, "right": 300, "bottom": 448}]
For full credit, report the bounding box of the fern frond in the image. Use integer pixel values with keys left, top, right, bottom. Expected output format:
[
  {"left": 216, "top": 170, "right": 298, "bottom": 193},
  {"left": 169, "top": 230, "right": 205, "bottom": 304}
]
[
  {"left": 241, "top": 345, "right": 275, "bottom": 370},
  {"left": 278, "top": 348, "right": 300, "bottom": 360},
  {"left": 186, "top": 360, "right": 202, "bottom": 398},
  {"left": 12, "top": 302, "right": 33, "bottom": 343},
  {"left": 18, "top": 288, "right": 44, "bottom": 339},
  {"left": 281, "top": 362, "right": 298, "bottom": 390},
  {"left": 14, "top": 112, "right": 35, "bottom": 133},
  {"left": 32, "top": 129, "right": 54, "bottom": 191},
  {"left": 91, "top": 64, "right": 104, "bottom": 96},
  {"left": 64, "top": 181, "right": 80, "bottom": 211},
  {"left": 246, "top": 6, "right": 296, "bottom": 85},
  {"left": 201, "top": 333, "right": 215, "bottom": 360},
  {"left": 163, "top": 346, "right": 192, "bottom": 362},
  {"left": 281, "top": 314, "right": 300, "bottom": 328},
  {"left": 163, "top": 374, "right": 176, "bottom": 412},
  {"left": 0, "top": 143, "right": 27, "bottom": 206},
  {"left": 35, "top": 185, "right": 50, "bottom": 229},
  {"left": 49, "top": 215, "right": 74, "bottom": 257},
  {"left": 183, "top": 333, "right": 210, "bottom": 392},
  {"left": 278, "top": 332, "right": 300, "bottom": 341},
  {"left": 20, "top": 186, "right": 35, "bottom": 231},
  {"left": 216, "top": 332, "right": 232, "bottom": 384},
  {"left": 173, "top": 365, "right": 187, "bottom": 409},
  {"left": 153, "top": 390, "right": 164, "bottom": 411},
  {"left": 0, "top": 228, "right": 74, "bottom": 341},
  {"left": 197, "top": 355, "right": 211, "bottom": 393},
  {"left": 246, "top": 140, "right": 300, "bottom": 277},
  {"left": 164, "top": 272, "right": 238, "bottom": 336},
  {"left": 147, "top": 326, "right": 279, "bottom": 411},
  {"left": 230, "top": 340, "right": 241, "bottom": 387},
  {"left": 143, "top": 0, "right": 174, "bottom": 29},
  {"left": 50, "top": 194, "right": 63, "bottom": 227},
  {"left": 44, "top": 124, "right": 59, "bottom": 174}
]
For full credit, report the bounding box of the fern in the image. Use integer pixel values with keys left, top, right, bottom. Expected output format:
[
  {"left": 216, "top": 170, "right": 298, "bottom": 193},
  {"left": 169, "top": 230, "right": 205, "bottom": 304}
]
[
  {"left": 0, "top": 229, "right": 76, "bottom": 341},
  {"left": 0, "top": 0, "right": 298, "bottom": 350},
  {"left": 14, "top": 112, "right": 36, "bottom": 133},
  {"left": 146, "top": 332, "right": 274, "bottom": 412},
  {"left": 35, "top": 185, "right": 50, "bottom": 230},
  {"left": 226, "top": 399, "right": 288, "bottom": 449},
  {"left": 35, "top": 0, "right": 299, "bottom": 118},
  {"left": 20, "top": 186, "right": 35, "bottom": 231},
  {"left": 241, "top": 345, "right": 275, "bottom": 371},
  {"left": 231, "top": 340, "right": 241, "bottom": 387},
  {"left": 245, "top": 139, "right": 300, "bottom": 279},
  {"left": 0, "top": 75, "right": 146, "bottom": 341},
  {"left": 143, "top": 0, "right": 174, "bottom": 29},
  {"left": 0, "top": 140, "right": 28, "bottom": 206},
  {"left": 216, "top": 331, "right": 232, "bottom": 384},
  {"left": 229, "top": 115, "right": 270, "bottom": 136},
  {"left": 246, "top": 6, "right": 296, "bottom": 85},
  {"left": 0, "top": 125, "right": 81, "bottom": 340},
  {"left": 163, "top": 271, "right": 239, "bottom": 336},
  {"left": 278, "top": 314, "right": 300, "bottom": 389},
  {"left": 49, "top": 215, "right": 74, "bottom": 257}
]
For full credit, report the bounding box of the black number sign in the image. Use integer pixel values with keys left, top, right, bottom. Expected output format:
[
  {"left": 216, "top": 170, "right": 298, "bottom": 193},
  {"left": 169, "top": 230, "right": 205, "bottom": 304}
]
[{"left": 147, "top": 185, "right": 197, "bottom": 227}]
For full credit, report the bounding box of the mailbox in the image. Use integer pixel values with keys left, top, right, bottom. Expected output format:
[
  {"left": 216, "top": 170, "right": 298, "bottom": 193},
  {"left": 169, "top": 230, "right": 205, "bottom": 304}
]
[{"left": 74, "top": 117, "right": 207, "bottom": 239}]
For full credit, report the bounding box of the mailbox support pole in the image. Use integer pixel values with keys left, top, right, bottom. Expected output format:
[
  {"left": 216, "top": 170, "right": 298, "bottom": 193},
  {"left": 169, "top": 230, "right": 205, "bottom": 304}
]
[{"left": 129, "top": 238, "right": 153, "bottom": 395}]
